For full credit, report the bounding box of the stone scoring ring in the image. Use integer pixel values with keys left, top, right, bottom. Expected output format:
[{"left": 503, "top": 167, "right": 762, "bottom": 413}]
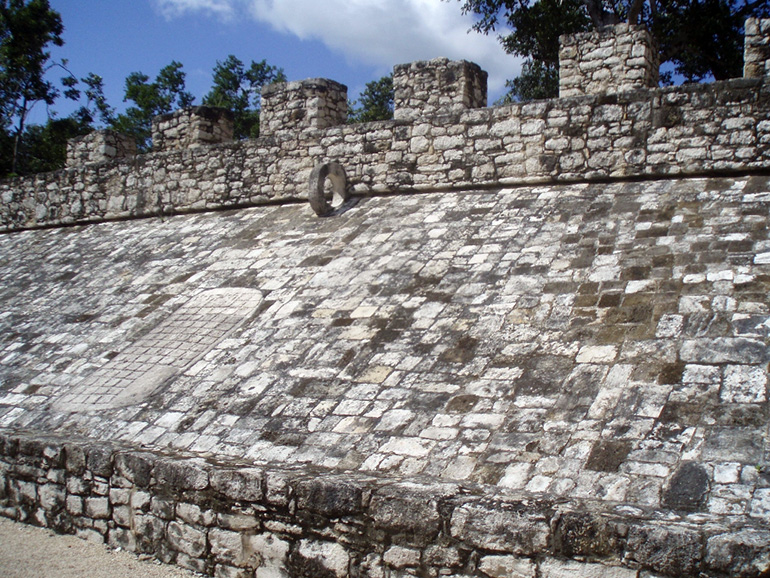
[{"left": 308, "top": 162, "right": 349, "bottom": 217}]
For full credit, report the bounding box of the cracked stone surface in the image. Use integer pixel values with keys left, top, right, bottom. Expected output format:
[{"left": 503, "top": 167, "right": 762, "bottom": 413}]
[{"left": 0, "top": 175, "right": 769, "bottom": 521}]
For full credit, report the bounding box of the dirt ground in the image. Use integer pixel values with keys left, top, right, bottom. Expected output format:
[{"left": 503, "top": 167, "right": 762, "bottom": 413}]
[{"left": 0, "top": 517, "right": 201, "bottom": 578}]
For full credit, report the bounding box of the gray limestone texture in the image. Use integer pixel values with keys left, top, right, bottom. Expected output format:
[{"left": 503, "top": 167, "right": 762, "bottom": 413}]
[{"left": 0, "top": 175, "right": 768, "bottom": 576}]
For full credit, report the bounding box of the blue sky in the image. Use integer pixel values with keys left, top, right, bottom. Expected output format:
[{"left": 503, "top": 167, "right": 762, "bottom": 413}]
[{"left": 34, "top": 0, "right": 518, "bottom": 124}]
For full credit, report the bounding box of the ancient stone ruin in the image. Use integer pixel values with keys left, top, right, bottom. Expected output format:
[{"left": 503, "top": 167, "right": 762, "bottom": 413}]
[{"left": 1, "top": 20, "right": 770, "bottom": 578}]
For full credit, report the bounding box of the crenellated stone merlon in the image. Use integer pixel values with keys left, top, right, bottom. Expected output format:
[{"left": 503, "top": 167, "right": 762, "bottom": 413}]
[
  {"left": 559, "top": 23, "right": 659, "bottom": 98},
  {"left": 260, "top": 78, "right": 348, "bottom": 135},
  {"left": 66, "top": 129, "right": 136, "bottom": 168},
  {"left": 152, "top": 106, "right": 234, "bottom": 152},
  {"left": 393, "top": 58, "right": 487, "bottom": 121}
]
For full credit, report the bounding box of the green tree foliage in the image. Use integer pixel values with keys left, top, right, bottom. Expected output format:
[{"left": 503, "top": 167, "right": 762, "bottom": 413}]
[
  {"left": 111, "top": 61, "right": 194, "bottom": 150},
  {"left": 61, "top": 72, "right": 115, "bottom": 127},
  {"left": 496, "top": 60, "right": 560, "bottom": 104},
  {"left": 348, "top": 74, "right": 394, "bottom": 124},
  {"left": 460, "top": 0, "right": 770, "bottom": 101},
  {"left": 12, "top": 73, "right": 114, "bottom": 174},
  {"left": 19, "top": 116, "right": 89, "bottom": 173},
  {"left": 202, "top": 55, "right": 285, "bottom": 139},
  {"left": 0, "top": 0, "right": 64, "bottom": 174}
]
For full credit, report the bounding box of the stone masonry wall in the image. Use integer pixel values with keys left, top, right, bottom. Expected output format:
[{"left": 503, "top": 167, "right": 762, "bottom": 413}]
[
  {"left": 0, "top": 21, "right": 768, "bottom": 233},
  {"left": 559, "top": 24, "right": 659, "bottom": 98},
  {"left": 65, "top": 130, "right": 136, "bottom": 168},
  {"left": 393, "top": 58, "right": 488, "bottom": 121},
  {"left": 745, "top": 17, "right": 770, "bottom": 78},
  {"left": 3, "top": 76, "right": 769, "bottom": 231},
  {"left": 260, "top": 79, "right": 348, "bottom": 136},
  {"left": 1, "top": 430, "right": 767, "bottom": 578},
  {"left": 152, "top": 106, "right": 234, "bottom": 152}
]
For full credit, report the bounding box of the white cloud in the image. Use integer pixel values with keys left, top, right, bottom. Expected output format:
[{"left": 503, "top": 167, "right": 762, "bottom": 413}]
[
  {"left": 153, "top": 0, "right": 237, "bottom": 20},
  {"left": 154, "top": 0, "right": 520, "bottom": 95}
]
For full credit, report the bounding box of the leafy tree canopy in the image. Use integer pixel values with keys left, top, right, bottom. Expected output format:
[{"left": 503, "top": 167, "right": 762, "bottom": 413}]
[
  {"left": 0, "top": 0, "right": 64, "bottom": 173},
  {"left": 460, "top": 0, "right": 770, "bottom": 102},
  {"left": 348, "top": 74, "right": 394, "bottom": 124},
  {"left": 202, "top": 55, "right": 285, "bottom": 139},
  {"left": 111, "top": 61, "right": 194, "bottom": 151}
]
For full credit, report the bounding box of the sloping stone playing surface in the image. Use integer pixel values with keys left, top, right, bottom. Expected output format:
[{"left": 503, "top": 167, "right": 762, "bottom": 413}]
[{"left": 1, "top": 177, "right": 768, "bottom": 509}]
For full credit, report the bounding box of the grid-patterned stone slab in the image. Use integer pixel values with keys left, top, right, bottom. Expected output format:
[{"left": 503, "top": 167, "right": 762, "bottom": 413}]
[{"left": 55, "top": 288, "right": 262, "bottom": 411}]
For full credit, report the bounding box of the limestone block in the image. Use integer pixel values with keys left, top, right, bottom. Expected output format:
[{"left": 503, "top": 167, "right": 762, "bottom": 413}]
[
  {"left": 154, "top": 457, "right": 209, "bottom": 491},
  {"left": 627, "top": 524, "right": 703, "bottom": 576},
  {"left": 291, "top": 540, "right": 349, "bottom": 578},
  {"left": 450, "top": 500, "right": 550, "bottom": 555},
  {"left": 115, "top": 451, "right": 156, "bottom": 487},
  {"left": 211, "top": 468, "right": 263, "bottom": 502},
  {"left": 539, "top": 559, "right": 635, "bottom": 578},
  {"left": 296, "top": 476, "right": 363, "bottom": 516},
  {"left": 85, "top": 496, "right": 110, "bottom": 519},
  {"left": 167, "top": 520, "right": 207, "bottom": 557}
]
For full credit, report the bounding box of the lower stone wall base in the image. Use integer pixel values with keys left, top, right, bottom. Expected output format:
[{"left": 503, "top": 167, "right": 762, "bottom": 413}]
[{"left": 0, "top": 429, "right": 767, "bottom": 578}]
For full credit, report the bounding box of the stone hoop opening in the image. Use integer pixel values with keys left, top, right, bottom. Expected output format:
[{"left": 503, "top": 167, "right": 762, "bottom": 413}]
[{"left": 309, "top": 162, "right": 349, "bottom": 217}]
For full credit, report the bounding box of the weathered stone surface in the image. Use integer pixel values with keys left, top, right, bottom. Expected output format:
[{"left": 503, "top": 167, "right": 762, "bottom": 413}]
[
  {"left": 680, "top": 338, "right": 767, "bottom": 365},
  {"left": 662, "top": 462, "right": 710, "bottom": 512},
  {"left": 167, "top": 520, "right": 207, "bottom": 557},
  {"left": 370, "top": 486, "right": 443, "bottom": 545},
  {"left": 210, "top": 468, "right": 263, "bottom": 502},
  {"left": 0, "top": 21, "right": 769, "bottom": 578},
  {"left": 450, "top": 500, "right": 551, "bottom": 555},
  {"left": 155, "top": 459, "right": 209, "bottom": 491},
  {"left": 552, "top": 512, "right": 621, "bottom": 558},
  {"left": 296, "top": 477, "right": 363, "bottom": 517},
  {"left": 560, "top": 24, "right": 659, "bottom": 98},
  {"left": 478, "top": 555, "right": 536, "bottom": 578},
  {"left": 627, "top": 525, "right": 703, "bottom": 576},
  {"left": 289, "top": 539, "right": 349, "bottom": 578},
  {"left": 706, "top": 529, "right": 770, "bottom": 577},
  {"left": 115, "top": 452, "right": 157, "bottom": 488},
  {"left": 540, "top": 559, "right": 637, "bottom": 578}
]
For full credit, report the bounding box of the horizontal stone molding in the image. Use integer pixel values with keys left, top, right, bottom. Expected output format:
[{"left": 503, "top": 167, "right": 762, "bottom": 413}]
[{"left": 1, "top": 429, "right": 767, "bottom": 578}]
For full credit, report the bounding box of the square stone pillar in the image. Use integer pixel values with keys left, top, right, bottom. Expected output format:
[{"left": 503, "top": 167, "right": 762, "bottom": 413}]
[
  {"left": 151, "top": 106, "right": 234, "bottom": 152},
  {"left": 260, "top": 79, "right": 348, "bottom": 136},
  {"left": 744, "top": 18, "right": 770, "bottom": 78},
  {"left": 66, "top": 130, "right": 136, "bottom": 167},
  {"left": 559, "top": 24, "right": 659, "bottom": 98},
  {"left": 393, "top": 58, "right": 488, "bottom": 121}
]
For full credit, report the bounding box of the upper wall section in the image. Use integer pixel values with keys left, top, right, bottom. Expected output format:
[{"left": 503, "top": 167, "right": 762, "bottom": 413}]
[
  {"left": 1, "top": 20, "right": 770, "bottom": 232},
  {"left": 65, "top": 130, "right": 136, "bottom": 167},
  {"left": 260, "top": 79, "right": 348, "bottom": 135},
  {"left": 152, "top": 106, "right": 234, "bottom": 152},
  {"left": 393, "top": 58, "right": 487, "bottom": 121},
  {"left": 559, "top": 24, "right": 659, "bottom": 98}
]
